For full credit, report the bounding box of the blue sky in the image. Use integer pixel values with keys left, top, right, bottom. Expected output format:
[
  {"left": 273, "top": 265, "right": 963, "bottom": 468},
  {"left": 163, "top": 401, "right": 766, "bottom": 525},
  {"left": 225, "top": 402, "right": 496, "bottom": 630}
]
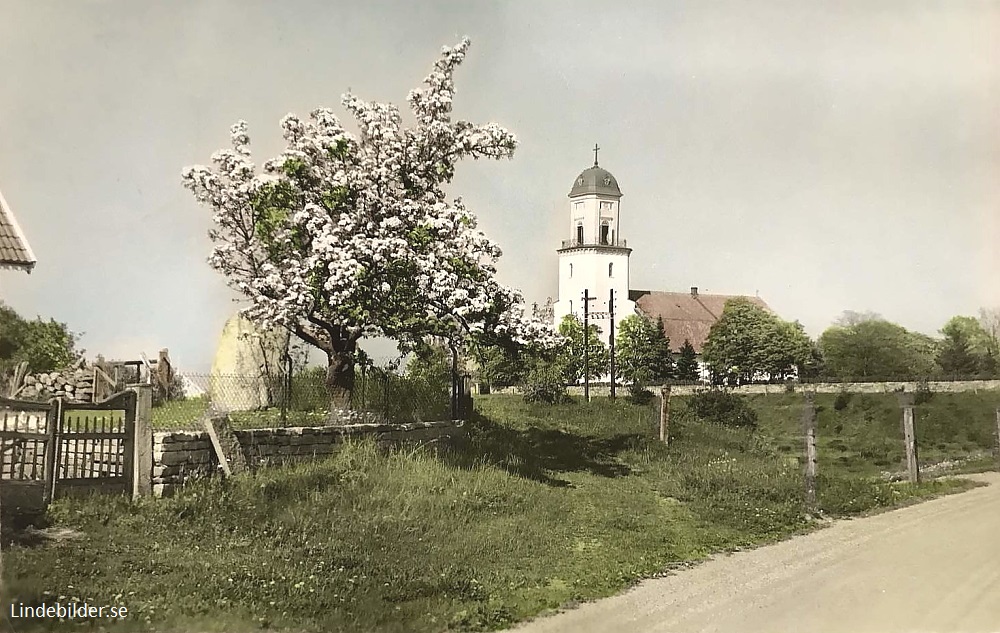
[{"left": 1, "top": 0, "right": 997, "bottom": 372}]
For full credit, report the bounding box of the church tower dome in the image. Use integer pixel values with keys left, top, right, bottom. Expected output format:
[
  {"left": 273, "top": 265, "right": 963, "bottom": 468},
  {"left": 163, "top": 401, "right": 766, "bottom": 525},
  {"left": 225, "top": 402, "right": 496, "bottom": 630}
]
[{"left": 569, "top": 165, "right": 622, "bottom": 198}]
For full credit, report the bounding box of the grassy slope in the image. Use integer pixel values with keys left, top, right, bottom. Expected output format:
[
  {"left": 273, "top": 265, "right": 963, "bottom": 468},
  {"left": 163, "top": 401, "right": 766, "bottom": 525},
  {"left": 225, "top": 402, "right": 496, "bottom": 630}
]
[
  {"left": 738, "top": 391, "right": 1000, "bottom": 478},
  {"left": 4, "top": 395, "right": 980, "bottom": 632}
]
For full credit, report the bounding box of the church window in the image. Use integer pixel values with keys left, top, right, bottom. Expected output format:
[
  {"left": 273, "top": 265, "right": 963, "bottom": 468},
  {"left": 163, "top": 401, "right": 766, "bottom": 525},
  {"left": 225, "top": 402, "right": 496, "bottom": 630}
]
[
  {"left": 600, "top": 222, "right": 610, "bottom": 245},
  {"left": 569, "top": 300, "right": 573, "bottom": 314},
  {"left": 576, "top": 223, "right": 584, "bottom": 245},
  {"left": 569, "top": 263, "right": 573, "bottom": 278},
  {"left": 608, "top": 263, "right": 614, "bottom": 277}
]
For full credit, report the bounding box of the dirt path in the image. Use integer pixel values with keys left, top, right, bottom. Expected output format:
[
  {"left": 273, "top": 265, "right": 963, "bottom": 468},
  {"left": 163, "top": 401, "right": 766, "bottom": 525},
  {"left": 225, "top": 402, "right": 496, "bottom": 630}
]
[{"left": 510, "top": 473, "right": 1000, "bottom": 633}]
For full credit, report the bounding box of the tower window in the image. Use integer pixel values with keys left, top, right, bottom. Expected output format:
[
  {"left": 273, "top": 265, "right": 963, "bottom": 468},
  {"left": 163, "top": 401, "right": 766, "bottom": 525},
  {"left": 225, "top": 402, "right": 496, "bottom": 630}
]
[
  {"left": 576, "top": 224, "right": 584, "bottom": 245},
  {"left": 600, "top": 222, "right": 610, "bottom": 245},
  {"left": 569, "top": 300, "right": 573, "bottom": 314},
  {"left": 569, "top": 263, "right": 573, "bottom": 278},
  {"left": 608, "top": 263, "right": 614, "bottom": 277}
]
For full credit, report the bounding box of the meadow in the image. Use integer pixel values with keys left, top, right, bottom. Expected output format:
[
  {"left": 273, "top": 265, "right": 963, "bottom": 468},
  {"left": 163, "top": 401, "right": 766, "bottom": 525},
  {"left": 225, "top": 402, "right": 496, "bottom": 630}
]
[{"left": 3, "top": 392, "right": 985, "bottom": 632}]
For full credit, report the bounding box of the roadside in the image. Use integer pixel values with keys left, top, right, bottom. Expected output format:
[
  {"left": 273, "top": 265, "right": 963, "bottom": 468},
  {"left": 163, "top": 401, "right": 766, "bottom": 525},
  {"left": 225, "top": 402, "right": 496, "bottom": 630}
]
[{"left": 509, "top": 472, "right": 1000, "bottom": 633}]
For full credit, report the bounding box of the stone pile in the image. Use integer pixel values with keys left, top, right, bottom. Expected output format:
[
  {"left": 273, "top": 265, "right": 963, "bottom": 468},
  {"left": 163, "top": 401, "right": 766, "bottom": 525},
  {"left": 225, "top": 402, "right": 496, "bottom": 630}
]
[{"left": 18, "top": 367, "right": 98, "bottom": 402}]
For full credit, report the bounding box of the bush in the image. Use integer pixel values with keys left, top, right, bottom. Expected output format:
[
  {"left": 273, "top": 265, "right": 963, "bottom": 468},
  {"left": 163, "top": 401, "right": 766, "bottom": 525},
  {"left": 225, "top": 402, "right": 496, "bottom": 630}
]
[
  {"left": 152, "top": 372, "right": 186, "bottom": 407},
  {"left": 833, "top": 390, "right": 852, "bottom": 412},
  {"left": 521, "top": 364, "right": 568, "bottom": 405},
  {"left": 913, "top": 380, "right": 934, "bottom": 405},
  {"left": 686, "top": 389, "right": 758, "bottom": 429},
  {"left": 627, "top": 383, "right": 654, "bottom": 405}
]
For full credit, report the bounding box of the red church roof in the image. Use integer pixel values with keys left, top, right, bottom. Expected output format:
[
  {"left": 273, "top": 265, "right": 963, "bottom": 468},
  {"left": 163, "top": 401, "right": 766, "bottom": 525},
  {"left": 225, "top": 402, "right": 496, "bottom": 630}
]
[{"left": 630, "top": 288, "right": 771, "bottom": 353}]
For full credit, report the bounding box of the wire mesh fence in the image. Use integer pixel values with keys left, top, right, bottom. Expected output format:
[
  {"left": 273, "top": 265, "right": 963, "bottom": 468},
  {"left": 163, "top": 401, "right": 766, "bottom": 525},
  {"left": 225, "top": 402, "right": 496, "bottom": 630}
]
[{"left": 151, "top": 368, "right": 465, "bottom": 431}]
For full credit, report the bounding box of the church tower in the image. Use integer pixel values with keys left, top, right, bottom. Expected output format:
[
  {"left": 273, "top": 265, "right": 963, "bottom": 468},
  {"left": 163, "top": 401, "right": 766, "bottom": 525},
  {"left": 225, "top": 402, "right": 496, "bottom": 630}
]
[{"left": 553, "top": 147, "right": 635, "bottom": 346}]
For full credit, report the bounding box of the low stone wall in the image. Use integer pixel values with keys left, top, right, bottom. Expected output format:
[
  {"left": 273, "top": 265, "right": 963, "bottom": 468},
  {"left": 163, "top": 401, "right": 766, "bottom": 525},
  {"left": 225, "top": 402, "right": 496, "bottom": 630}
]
[
  {"left": 152, "top": 420, "right": 465, "bottom": 497},
  {"left": 663, "top": 380, "right": 1000, "bottom": 396},
  {"left": 491, "top": 380, "right": 1000, "bottom": 398}
]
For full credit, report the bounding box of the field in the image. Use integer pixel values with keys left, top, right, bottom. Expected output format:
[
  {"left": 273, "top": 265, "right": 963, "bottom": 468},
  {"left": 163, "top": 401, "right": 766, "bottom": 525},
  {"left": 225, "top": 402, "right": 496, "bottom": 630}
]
[
  {"left": 3, "top": 393, "right": 986, "bottom": 632},
  {"left": 742, "top": 391, "right": 1000, "bottom": 479}
]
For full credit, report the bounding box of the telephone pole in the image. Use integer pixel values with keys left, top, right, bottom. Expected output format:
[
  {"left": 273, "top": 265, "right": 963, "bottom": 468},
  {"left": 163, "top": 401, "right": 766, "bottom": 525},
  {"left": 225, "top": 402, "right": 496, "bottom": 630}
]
[
  {"left": 609, "top": 289, "right": 616, "bottom": 401},
  {"left": 582, "top": 288, "right": 596, "bottom": 402}
]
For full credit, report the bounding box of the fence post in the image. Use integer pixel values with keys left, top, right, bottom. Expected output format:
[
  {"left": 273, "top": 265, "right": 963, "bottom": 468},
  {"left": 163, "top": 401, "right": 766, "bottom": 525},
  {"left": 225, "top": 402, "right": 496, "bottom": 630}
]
[
  {"left": 802, "top": 391, "right": 818, "bottom": 512},
  {"left": 459, "top": 374, "right": 473, "bottom": 420},
  {"left": 994, "top": 407, "right": 1000, "bottom": 471},
  {"left": 659, "top": 384, "right": 671, "bottom": 445},
  {"left": 898, "top": 393, "right": 920, "bottom": 484},
  {"left": 129, "top": 384, "right": 153, "bottom": 499}
]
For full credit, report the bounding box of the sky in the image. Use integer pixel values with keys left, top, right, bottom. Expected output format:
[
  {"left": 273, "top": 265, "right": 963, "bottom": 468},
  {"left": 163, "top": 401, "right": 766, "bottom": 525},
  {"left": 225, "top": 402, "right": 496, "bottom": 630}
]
[{"left": 1, "top": 0, "right": 997, "bottom": 372}]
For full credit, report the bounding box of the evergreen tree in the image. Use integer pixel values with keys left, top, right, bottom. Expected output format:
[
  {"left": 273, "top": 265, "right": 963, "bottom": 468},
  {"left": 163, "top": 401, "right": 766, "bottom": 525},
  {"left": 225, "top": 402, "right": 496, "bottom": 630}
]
[
  {"left": 616, "top": 315, "right": 673, "bottom": 389},
  {"left": 652, "top": 317, "right": 675, "bottom": 381},
  {"left": 937, "top": 328, "right": 980, "bottom": 378},
  {"left": 675, "top": 339, "right": 700, "bottom": 383}
]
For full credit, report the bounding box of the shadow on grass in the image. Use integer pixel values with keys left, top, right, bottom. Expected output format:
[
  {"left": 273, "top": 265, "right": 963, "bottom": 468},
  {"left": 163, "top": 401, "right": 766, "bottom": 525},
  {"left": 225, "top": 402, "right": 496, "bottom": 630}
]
[{"left": 444, "top": 412, "right": 636, "bottom": 486}]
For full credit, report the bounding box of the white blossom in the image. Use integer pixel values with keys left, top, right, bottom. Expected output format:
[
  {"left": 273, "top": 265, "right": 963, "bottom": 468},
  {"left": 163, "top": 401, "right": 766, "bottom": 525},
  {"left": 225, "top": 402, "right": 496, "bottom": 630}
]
[{"left": 182, "top": 39, "right": 560, "bottom": 362}]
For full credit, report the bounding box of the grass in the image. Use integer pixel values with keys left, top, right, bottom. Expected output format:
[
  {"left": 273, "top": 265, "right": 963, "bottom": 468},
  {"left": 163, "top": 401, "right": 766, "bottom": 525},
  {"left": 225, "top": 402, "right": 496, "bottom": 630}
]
[
  {"left": 733, "top": 391, "right": 1000, "bottom": 478},
  {"left": 4, "top": 393, "right": 985, "bottom": 632},
  {"left": 149, "top": 372, "right": 451, "bottom": 430},
  {"left": 150, "top": 396, "right": 334, "bottom": 431}
]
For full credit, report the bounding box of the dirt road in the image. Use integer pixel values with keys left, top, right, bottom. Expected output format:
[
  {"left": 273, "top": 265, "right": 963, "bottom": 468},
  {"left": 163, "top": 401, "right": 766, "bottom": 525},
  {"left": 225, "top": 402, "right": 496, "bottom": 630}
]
[{"left": 510, "top": 473, "right": 1000, "bottom": 633}]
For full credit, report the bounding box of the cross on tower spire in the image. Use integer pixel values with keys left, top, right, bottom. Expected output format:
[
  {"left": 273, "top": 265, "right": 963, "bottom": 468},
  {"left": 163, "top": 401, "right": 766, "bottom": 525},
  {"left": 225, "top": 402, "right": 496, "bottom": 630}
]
[{"left": 593, "top": 143, "right": 600, "bottom": 166}]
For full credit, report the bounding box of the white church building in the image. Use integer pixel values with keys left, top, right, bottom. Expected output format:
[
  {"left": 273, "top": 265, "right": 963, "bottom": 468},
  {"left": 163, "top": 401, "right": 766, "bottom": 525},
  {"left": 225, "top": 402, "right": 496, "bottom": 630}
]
[{"left": 544, "top": 149, "right": 772, "bottom": 362}]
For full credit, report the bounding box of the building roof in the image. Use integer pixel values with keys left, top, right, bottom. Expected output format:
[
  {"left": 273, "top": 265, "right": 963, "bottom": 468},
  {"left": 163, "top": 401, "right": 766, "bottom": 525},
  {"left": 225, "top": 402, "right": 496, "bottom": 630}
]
[
  {"left": 630, "top": 288, "right": 771, "bottom": 353},
  {"left": 0, "top": 186, "right": 36, "bottom": 273},
  {"left": 569, "top": 165, "right": 622, "bottom": 198}
]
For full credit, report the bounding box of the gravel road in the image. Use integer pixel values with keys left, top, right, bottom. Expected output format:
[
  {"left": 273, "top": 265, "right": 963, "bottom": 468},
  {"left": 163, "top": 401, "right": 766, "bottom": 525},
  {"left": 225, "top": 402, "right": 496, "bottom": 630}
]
[{"left": 509, "top": 472, "right": 1000, "bottom": 633}]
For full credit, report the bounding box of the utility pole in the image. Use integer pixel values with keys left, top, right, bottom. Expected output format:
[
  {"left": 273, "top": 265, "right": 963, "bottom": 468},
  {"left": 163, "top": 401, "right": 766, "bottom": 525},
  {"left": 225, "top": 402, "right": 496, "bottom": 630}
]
[
  {"left": 582, "top": 288, "right": 596, "bottom": 402},
  {"left": 609, "top": 289, "right": 616, "bottom": 401}
]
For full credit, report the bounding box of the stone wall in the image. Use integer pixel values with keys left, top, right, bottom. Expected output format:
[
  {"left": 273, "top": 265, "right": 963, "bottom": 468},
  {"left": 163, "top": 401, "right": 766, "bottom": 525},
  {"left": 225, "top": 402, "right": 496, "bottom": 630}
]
[
  {"left": 17, "top": 367, "right": 98, "bottom": 402},
  {"left": 494, "top": 380, "right": 1000, "bottom": 398},
  {"left": 152, "top": 420, "right": 465, "bottom": 497}
]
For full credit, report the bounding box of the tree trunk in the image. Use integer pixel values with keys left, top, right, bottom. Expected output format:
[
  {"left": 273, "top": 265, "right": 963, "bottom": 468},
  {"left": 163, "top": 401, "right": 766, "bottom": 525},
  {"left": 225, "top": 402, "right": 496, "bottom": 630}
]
[{"left": 326, "top": 351, "right": 356, "bottom": 411}]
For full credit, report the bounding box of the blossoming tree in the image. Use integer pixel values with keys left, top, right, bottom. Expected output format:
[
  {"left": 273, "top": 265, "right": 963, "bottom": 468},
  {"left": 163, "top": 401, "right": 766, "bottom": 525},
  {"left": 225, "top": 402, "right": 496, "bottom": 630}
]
[{"left": 182, "top": 39, "right": 558, "bottom": 409}]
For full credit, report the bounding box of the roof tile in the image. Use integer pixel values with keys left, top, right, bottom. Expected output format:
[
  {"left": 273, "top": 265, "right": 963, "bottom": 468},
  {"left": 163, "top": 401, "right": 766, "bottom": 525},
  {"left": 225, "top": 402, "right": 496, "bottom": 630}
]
[
  {"left": 631, "top": 290, "right": 771, "bottom": 353},
  {"left": 0, "top": 187, "right": 36, "bottom": 272}
]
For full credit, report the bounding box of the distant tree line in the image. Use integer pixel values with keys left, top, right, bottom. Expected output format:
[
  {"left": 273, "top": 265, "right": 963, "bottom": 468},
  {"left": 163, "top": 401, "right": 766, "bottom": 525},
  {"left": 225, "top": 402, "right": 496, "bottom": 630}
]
[{"left": 472, "top": 299, "right": 1000, "bottom": 403}]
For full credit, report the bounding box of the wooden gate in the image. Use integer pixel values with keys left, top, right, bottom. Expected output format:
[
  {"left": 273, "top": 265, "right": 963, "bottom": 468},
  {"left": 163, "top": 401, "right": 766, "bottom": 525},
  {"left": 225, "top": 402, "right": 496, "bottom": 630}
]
[
  {"left": 53, "top": 390, "right": 136, "bottom": 499},
  {"left": 0, "top": 397, "right": 59, "bottom": 515}
]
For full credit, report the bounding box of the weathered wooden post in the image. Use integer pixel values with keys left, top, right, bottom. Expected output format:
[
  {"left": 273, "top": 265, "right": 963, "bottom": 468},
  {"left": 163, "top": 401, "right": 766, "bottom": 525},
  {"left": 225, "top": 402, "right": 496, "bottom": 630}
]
[
  {"left": 898, "top": 393, "right": 920, "bottom": 484},
  {"left": 994, "top": 407, "right": 1000, "bottom": 471},
  {"left": 129, "top": 384, "right": 153, "bottom": 499},
  {"left": 802, "top": 391, "right": 818, "bottom": 511},
  {"left": 659, "top": 384, "right": 671, "bottom": 445}
]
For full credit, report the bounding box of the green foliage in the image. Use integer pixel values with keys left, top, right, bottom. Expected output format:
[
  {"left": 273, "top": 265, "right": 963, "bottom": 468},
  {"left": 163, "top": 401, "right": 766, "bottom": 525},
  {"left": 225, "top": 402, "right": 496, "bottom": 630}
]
[
  {"left": 833, "top": 390, "right": 852, "bottom": 411},
  {"left": 686, "top": 389, "right": 759, "bottom": 429},
  {"left": 913, "top": 380, "right": 934, "bottom": 405},
  {"left": 556, "top": 314, "right": 609, "bottom": 383},
  {"left": 674, "top": 339, "right": 700, "bottom": 383},
  {"left": 521, "top": 363, "right": 569, "bottom": 404},
  {"left": 151, "top": 373, "right": 186, "bottom": 407},
  {"left": 405, "top": 341, "right": 453, "bottom": 396},
  {"left": 472, "top": 344, "right": 532, "bottom": 389},
  {"left": 615, "top": 315, "right": 673, "bottom": 388},
  {"left": 819, "top": 318, "right": 938, "bottom": 380},
  {"left": 0, "top": 304, "right": 82, "bottom": 374},
  {"left": 10, "top": 394, "right": 978, "bottom": 632},
  {"left": 701, "top": 299, "right": 812, "bottom": 384},
  {"left": 938, "top": 316, "right": 997, "bottom": 378}
]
